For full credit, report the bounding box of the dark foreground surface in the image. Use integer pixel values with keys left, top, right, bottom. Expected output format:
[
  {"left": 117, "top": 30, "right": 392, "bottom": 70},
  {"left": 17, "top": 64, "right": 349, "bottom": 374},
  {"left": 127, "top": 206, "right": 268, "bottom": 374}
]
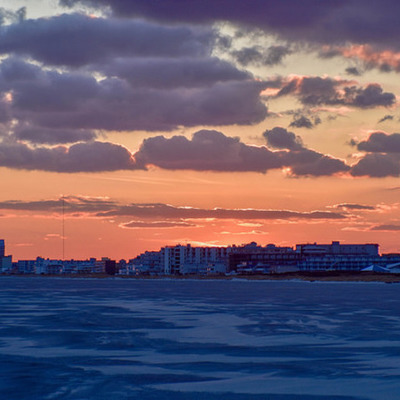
[
  {"left": 10, "top": 271, "right": 400, "bottom": 283},
  {"left": 0, "top": 277, "right": 399, "bottom": 399}
]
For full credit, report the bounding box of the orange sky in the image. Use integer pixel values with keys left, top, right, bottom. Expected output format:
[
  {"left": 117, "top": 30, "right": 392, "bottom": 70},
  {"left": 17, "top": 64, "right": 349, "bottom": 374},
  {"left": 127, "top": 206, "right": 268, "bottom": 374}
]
[{"left": 1, "top": 1, "right": 400, "bottom": 260}]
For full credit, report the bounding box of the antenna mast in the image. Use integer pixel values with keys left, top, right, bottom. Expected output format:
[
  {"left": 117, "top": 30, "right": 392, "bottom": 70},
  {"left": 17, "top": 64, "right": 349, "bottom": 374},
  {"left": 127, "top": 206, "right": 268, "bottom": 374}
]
[{"left": 62, "top": 195, "right": 65, "bottom": 262}]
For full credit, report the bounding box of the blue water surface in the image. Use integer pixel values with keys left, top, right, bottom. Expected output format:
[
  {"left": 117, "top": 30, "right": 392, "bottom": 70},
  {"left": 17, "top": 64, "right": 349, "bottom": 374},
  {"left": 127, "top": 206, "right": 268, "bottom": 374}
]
[{"left": 0, "top": 277, "right": 399, "bottom": 400}]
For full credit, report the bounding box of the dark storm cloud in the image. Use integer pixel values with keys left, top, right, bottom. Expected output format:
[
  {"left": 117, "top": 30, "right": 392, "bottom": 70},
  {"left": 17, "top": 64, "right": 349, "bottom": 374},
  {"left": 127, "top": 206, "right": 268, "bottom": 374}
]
[
  {"left": 0, "top": 127, "right": 349, "bottom": 176},
  {"left": 0, "top": 58, "right": 99, "bottom": 113},
  {"left": 0, "top": 95, "right": 11, "bottom": 123},
  {"left": 0, "top": 140, "right": 140, "bottom": 172},
  {"left": 350, "top": 131, "right": 400, "bottom": 176},
  {"left": 264, "top": 127, "right": 350, "bottom": 176},
  {"left": 60, "top": 0, "right": 400, "bottom": 51},
  {"left": 350, "top": 153, "right": 400, "bottom": 177},
  {"left": 277, "top": 76, "right": 340, "bottom": 103},
  {"left": 231, "top": 47, "right": 264, "bottom": 67},
  {"left": 0, "top": 56, "right": 42, "bottom": 82},
  {"left": 350, "top": 84, "right": 396, "bottom": 108},
  {"left": 14, "top": 125, "right": 96, "bottom": 144},
  {"left": 135, "top": 129, "right": 283, "bottom": 172},
  {"left": 277, "top": 77, "right": 396, "bottom": 108},
  {"left": 289, "top": 115, "right": 313, "bottom": 129},
  {"left": 356, "top": 132, "right": 400, "bottom": 153},
  {"left": 345, "top": 67, "right": 362, "bottom": 76},
  {"left": 31, "top": 79, "right": 268, "bottom": 131},
  {"left": 60, "top": 0, "right": 342, "bottom": 27},
  {"left": 0, "top": 13, "right": 212, "bottom": 66},
  {"left": 0, "top": 58, "right": 268, "bottom": 133},
  {"left": 285, "top": 151, "right": 350, "bottom": 177},
  {"left": 264, "top": 127, "right": 303, "bottom": 150},
  {"left": 232, "top": 45, "right": 291, "bottom": 67},
  {"left": 264, "top": 46, "right": 292, "bottom": 65},
  {"left": 135, "top": 128, "right": 349, "bottom": 177},
  {"left": 96, "top": 57, "right": 251, "bottom": 89}
]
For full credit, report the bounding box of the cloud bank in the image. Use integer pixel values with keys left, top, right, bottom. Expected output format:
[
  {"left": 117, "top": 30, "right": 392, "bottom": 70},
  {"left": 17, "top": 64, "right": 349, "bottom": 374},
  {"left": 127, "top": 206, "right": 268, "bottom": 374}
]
[
  {"left": 0, "top": 57, "right": 268, "bottom": 134},
  {"left": 277, "top": 76, "right": 395, "bottom": 108},
  {"left": 60, "top": 1, "right": 400, "bottom": 55},
  {"left": 0, "top": 196, "right": 346, "bottom": 221},
  {"left": 0, "top": 128, "right": 352, "bottom": 176},
  {"left": 0, "top": 140, "right": 139, "bottom": 172},
  {"left": 135, "top": 128, "right": 349, "bottom": 177},
  {"left": 350, "top": 132, "right": 400, "bottom": 177}
]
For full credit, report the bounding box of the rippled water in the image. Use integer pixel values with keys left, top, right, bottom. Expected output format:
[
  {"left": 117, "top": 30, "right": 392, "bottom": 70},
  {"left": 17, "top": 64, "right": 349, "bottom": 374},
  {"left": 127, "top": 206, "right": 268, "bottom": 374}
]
[{"left": 0, "top": 277, "right": 399, "bottom": 399}]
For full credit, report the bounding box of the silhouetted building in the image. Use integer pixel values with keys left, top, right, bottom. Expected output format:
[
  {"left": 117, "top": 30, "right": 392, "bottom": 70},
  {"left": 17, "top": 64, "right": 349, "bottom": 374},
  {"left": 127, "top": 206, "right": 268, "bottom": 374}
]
[
  {"left": 16, "top": 260, "right": 36, "bottom": 274},
  {"left": 229, "top": 243, "right": 301, "bottom": 273},
  {"left": 296, "top": 241, "right": 379, "bottom": 257},
  {"left": 161, "top": 244, "right": 232, "bottom": 275},
  {"left": 0, "top": 240, "right": 4, "bottom": 258},
  {"left": 0, "top": 240, "right": 13, "bottom": 273},
  {"left": 296, "top": 241, "right": 380, "bottom": 271},
  {"left": 105, "top": 259, "right": 117, "bottom": 275},
  {"left": 129, "top": 251, "right": 163, "bottom": 275}
]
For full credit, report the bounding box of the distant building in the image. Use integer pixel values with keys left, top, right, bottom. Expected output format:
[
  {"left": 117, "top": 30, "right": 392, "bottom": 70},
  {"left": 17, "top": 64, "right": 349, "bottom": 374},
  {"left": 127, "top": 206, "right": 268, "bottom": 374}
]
[
  {"left": 0, "top": 256, "right": 13, "bottom": 273},
  {"left": 105, "top": 259, "right": 117, "bottom": 275},
  {"left": 128, "top": 251, "right": 163, "bottom": 275},
  {"left": 296, "top": 241, "right": 379, "bottom": 257},
  {"left": 161, "top": 244, "right": 232, "bottom": 275},
  {"left": 3, "top": 238, "right": 400, "bottom": 276},
  {"left": 16, "top": 260, "right": 36, "bottom": 274},
  {"left": 296, "top": 241, "right": 380, "bottom": 271},
  {"left": 229, "top": 243, "right": 301, "bottom": 273},
  {"left": 0, "top": 240, "right": 4, "bottom": 258},
  {"left": 0, "top": 240, "right": 13, "bottom": 273}
]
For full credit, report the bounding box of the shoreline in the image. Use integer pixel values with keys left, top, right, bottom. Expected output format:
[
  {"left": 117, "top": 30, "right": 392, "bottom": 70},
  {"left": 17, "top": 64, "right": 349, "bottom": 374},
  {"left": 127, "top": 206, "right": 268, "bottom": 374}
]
[{"left": 1, "top": 272, "right": 400, "bottom": 283}]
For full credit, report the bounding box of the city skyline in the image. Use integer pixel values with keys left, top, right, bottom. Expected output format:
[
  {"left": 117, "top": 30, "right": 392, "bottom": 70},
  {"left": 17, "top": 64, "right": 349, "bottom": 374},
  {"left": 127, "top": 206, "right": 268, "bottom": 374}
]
[
  {"left": 0, "top": 237, "right": 396, "bottom": 262},
  {"left": 2, "top": 1, "right": 400, "bottom": 260},
  {"left": 3, "top": 238, "right": 400, "bottom": 276}
]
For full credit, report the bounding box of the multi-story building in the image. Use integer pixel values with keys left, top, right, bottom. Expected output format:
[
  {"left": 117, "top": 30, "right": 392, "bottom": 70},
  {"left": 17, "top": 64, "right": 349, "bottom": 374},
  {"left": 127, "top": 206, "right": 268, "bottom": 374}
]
[
  {"left": 16, "top": 260, "right": 36, "bottom": 274},
  {"left": 0, "top": 240, "right": 13, "bottom": 273},
  {"left": 3, "top": 239, "right": 400, "bottom": 276},
  {"left": 0, "top": 256, "right": 13, "bottom": 273},
  {"left": 29, "top": 257, "right": 99, "bottom": 274},
  {"left": 161, "top": 244, "right": 233, "bottom": 275},
  {"left": 128, "top": 251, "right": 163, "bottom": 275},
  {"left": 0, "top": 239, "right": 4, "bottom": 258},
  {"left": 228, "top": 242, "right": 301, "bottom": 273},
  {"left": 296, "top": 241, "right": 380, "bottom": 271},
  {"left": 296, "top": 241, "right": 379, "bottom": 257}
]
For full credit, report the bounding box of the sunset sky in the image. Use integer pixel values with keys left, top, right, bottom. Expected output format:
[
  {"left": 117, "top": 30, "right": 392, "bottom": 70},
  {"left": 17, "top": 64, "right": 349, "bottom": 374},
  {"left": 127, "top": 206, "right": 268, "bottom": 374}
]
[{"left": 2, "top": 0, "right": 400, "bottom": 260}]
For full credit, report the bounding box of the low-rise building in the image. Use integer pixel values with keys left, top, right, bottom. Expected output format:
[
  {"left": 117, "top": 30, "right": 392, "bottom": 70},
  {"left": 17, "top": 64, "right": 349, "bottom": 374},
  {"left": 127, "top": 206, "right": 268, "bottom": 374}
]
[
  {"left": 296, "top": 241, "right": 380, "bottom": 271},
  {"left": 229, "top": 243, "right": 301, "bottom": 273}
]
